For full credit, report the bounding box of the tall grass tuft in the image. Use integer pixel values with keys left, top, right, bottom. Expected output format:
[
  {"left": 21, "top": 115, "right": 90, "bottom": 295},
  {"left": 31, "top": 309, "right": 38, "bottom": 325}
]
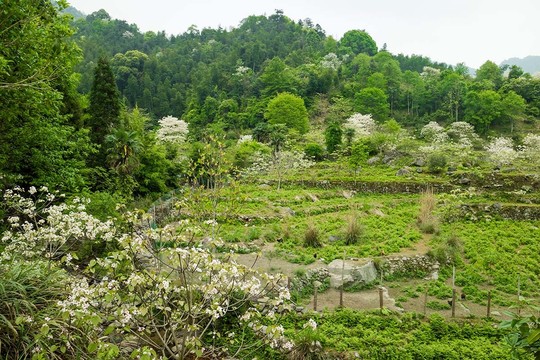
[
  {"left": 303, "top": 221, "right": 321, "bottom": 248},
  {"left": 418, "top": 186, "right": 439, "bottom": 234},
  {"left": 0, "top": 260, "right": 79, "bottom": 358},
  {"left": 344, "top": 213, "right": 364, "bottom": 245}
]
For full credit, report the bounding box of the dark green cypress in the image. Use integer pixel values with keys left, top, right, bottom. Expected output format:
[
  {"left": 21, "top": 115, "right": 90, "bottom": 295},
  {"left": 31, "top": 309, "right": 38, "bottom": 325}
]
[{"left": 88, "top": 57, "right": 121, "bottom": 155}]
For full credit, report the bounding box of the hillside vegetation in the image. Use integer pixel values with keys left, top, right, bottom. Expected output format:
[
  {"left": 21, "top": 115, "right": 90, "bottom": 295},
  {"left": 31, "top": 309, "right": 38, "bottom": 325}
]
[{"left": 0, "top": 1, "right": 539, "bottom": 359}]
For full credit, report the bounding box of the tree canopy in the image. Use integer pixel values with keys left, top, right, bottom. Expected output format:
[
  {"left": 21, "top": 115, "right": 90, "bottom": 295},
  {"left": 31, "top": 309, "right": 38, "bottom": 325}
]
[{"left": 265, "top": 92, "right": 309, "bottom": 134}]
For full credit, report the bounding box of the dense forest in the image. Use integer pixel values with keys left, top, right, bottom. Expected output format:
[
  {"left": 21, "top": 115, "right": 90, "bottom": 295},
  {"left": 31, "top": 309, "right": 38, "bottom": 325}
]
[
  {"left": 1, "top": 1, "right": 540, "bottom": 359},
  {"left": 1, "top": 2, "right": 539, "bottom": 198}
]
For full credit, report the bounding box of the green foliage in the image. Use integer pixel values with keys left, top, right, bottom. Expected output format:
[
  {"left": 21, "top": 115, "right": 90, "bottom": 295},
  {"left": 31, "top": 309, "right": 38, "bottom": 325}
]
[
  {"left": 427, "top": 153, "right": 448, "bottom": 174},
  {"left": 260, "top": 57, "right": 301, "bottom": 97},
  {"left": 304, "top": 143, "right": 325, "bottom": 161},
  {"left": 283, "top": 310, "right": 511, "bottom": 359},
  {"left": 324, "top": 122, "right": 342, "bottom": 153},
  {"left": 265, "top": 92, "right": 309, "bottom": 134},
  {"left": 354, "top": 87, "right": 390, "bottom": 121},
  {"left": 500, "top": 311, "right": 540, "bottom": 359},
  {"left": 233, "top": 140, "right": 271, "bottom": 168},
  {"left": 426, "top": 300, "right": 451, "bottom": 310},
  {"left": 339, "top": 30, "right": 378, "bottom": 56},
  {"left": 0, "top": 260, "right": 87, "bottom": 359},
  {"left": 349, "top": 140, "right": 369, "bottom": 171},
  {"left": 464, "top": 89, "right": 503, "bottom": 134},
  {"left": 88, "top": 57, "right": 122, "bottom": 154},
  {"left": 0, "top": 0, "right": 91, "bottom": 191}
]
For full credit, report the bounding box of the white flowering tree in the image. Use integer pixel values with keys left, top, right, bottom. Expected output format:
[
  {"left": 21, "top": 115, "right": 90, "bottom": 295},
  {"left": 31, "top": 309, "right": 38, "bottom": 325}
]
[
  {"left": 447, "top": 121, "right": 480, "bottom": 149},
  {"left": 0, "top": 188, "right": 295, "bottom": 359},
  {"left": 243, "top": 150, "right": 314, "bottom": 189},
  {"left": 157, "top": 116, "right": 189, "bottom": 144},
  {"left": 486, "top": 137, "right": 518, "bottom": 165},
  {"left": 1, "top": 187, "right": 115, "bottom": 264},
  {"left": 320, "top": 53, "right": 342, "bottom": 71},
  {"left": 418, "top": 121, "right": 480, "bottom": 163},
  {"left": 520, "top": 133, "right": 540, "bottom": 162},
  {"left": 343, "top": 113, "right": 377, "bottom": 140},
  {"left": 420, "top": 121, "right": 447, "bottom": 143}
]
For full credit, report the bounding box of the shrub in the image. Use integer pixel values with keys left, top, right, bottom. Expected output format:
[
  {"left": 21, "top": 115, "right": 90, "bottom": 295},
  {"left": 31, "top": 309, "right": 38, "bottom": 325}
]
[
  {"left": 427, "top": 153, "right": 447, "bottom": 173},
  {"left": 304, "top": 222, "right": 322, "bottom": 248},
  {"left": 304, "top": 143, "right": 325, "bottom": 161},
  {"left": 325, "top": 122, "right": 343, "bottom": 154},
  {"left": 0, "top": 261, "right": 86, "bottom": 359},
  {"left": 426, "top": 300, "right": 451, "bottom": 310}
]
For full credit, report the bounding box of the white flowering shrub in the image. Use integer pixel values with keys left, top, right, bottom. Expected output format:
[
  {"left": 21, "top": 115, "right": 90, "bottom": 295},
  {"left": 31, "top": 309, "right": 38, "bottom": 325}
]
[
  {"left": 447, "top": 121, "right": 480, "bottom": 149},
  {"left": 343, "top": 113, "right": 377, "bottom": 139},
  {"left": 157, "top": 115, "right": 189, "bottom": 143},
  {"left": 520, "top": 133, "right": 540, "bottom": 161},
  {"left": 486, "top": 137, "right": 518, "bottom": 165},
  {"left": 243, "top": 150, "right": 314, "bottom": 178},
  {"left": 1, "top": 187, "right": 115, "bottom": 264},
  {"left": 420, "top": 121, "right": 446, "bottom": 143},
  {"left": 1, "top": 188, "right": 295, "bottom": 359},
  {"left": 59, "top": 231, "right": 293, "bottom": 358}
]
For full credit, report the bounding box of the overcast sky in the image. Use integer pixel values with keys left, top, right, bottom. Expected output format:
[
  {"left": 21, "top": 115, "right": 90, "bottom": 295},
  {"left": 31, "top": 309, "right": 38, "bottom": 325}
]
[{"left": 68, "top": 0, "right": 539, "bottom": 69}]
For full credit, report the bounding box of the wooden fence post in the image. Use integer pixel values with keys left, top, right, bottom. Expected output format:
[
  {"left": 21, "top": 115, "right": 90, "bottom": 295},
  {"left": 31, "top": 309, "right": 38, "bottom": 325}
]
[
  {"left": 487, "top": 290, "right": 491, "bottom": 318},
  {"left": 451, "top": 288, "right": 456, "bottom": 318},
  {"left": 313, "top": 281, "right": 321, "bottom": 312},
  {"left": 423, "top": 285, "right": 429, "bottom": 316}
]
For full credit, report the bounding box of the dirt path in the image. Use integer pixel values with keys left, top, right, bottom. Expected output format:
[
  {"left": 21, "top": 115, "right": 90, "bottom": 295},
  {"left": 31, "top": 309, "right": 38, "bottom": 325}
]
[{"left": 234, "top": 242, "right": 323, "bottom": 278}]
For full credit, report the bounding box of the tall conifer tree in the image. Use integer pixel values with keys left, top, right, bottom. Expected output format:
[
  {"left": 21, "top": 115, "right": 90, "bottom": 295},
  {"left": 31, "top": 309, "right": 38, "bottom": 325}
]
[{"left": 88, "top": 57, "right": 121, "bottom": 163}]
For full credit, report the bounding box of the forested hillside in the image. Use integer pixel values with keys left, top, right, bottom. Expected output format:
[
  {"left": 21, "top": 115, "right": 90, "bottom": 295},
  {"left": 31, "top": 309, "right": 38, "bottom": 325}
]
[{"left": 71, "top": 9, "right": 540, "bottom": 131}]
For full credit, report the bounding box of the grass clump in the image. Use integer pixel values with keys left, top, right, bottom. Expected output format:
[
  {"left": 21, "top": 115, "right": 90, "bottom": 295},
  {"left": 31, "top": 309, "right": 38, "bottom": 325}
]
[
  {"left": 418, "top": 187, "right": 439, "bottom": 234},
  {"left": 303, "top": 221, "right": 322, "bottom": 248},
  {"left": 344, "top": 212, "right": 364, "bottom": 245}
]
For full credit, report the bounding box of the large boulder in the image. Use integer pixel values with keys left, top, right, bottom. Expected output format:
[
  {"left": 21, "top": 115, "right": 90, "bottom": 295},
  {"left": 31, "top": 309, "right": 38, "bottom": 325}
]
[{"left": 327, "top": 259, "right": 378, "bottom": 288}]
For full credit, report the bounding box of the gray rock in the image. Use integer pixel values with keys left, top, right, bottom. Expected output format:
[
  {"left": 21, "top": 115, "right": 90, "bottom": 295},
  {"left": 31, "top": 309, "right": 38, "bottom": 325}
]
[
  {"left": 280, "top": 207, "right": 295, "bottom": 217},
  {"left": 342, "top": 190, "right": 355, "bottom": 199},
  {"left": 370, "top": 208, "right": 386, "bottom": 217},
  {"left": 383, "top": 155, "right": 395, "bottom": 164},
  {"left": 492, "top": 202, "right": 502, "bottom": 211},
  {"left": 328, "top": 235, "right": 341, "bottom": 243},
  {"left": 396, "top": 167, "right": 411, "bottom": 176},
  {"left": 259, "top": 184, "right": 271, "bottom": 189},
  {"left": 327, "top": 259, "right": 378, "bottom": 288},
  {"left": 416, "top": 168, "right": 423, "bottom": 173},
  {"left": 411, "top": 159, "right": 425, "bottom": 167},
  {"left": 458, "top": 177, "right": 471, "bottom": 185},
  {"left": 367, "top": 156, "right": 380, "bottom": 165}
]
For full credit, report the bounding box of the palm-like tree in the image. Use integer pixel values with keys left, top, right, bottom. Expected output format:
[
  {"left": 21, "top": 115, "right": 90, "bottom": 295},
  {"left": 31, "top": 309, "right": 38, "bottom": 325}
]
[{"left": 105, "top": 127, "right": 142, "bottom": 174}]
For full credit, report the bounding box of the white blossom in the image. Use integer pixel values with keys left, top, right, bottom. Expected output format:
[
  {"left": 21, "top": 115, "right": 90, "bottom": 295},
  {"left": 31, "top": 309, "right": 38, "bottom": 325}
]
[
  {"left": 157, "top": 115, "right": 189, "bottom": 143},
  {"left": 344, "top": 113, "right": 377, "bottom": 139},
  {"left": 486, "top": 137, "right": 517, "bottom": 165}
]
